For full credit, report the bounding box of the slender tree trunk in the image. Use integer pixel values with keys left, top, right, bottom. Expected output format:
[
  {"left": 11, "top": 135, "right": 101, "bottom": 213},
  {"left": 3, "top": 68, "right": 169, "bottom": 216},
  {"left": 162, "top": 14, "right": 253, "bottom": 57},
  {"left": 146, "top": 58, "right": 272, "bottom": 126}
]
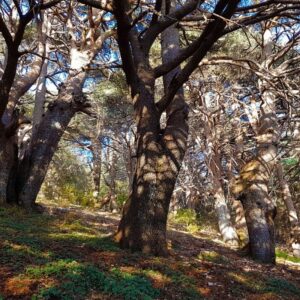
[
  {"left": 207, "top": 144, "right": 239, "bottom": 246},
  {"left": 109, "top": 139, "right": 118, "bottom": 211},
  {"left": 277, "top": 164, "right": 300, "bottom": 257},
  {"left": 91, "top": 135, "right": 102, "bottom": 199}
]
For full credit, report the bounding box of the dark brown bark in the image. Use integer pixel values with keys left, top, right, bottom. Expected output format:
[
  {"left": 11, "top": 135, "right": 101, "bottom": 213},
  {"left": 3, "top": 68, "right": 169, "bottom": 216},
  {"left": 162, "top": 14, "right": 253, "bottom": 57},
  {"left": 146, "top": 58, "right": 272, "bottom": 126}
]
[
  {"left": 115, "top": 0, "right": 189, "bottom": 255},
  {"left": 0, "top": 131, "right": 16, "bottom": 204}
]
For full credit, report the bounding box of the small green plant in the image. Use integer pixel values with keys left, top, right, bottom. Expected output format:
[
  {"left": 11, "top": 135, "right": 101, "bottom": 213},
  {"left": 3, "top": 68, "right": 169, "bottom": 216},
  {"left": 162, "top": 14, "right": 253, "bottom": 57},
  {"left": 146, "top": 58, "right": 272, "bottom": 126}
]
[
  {"left": 173, "top": 209, "right": 198, "bottom": 226},
  {"left": 276, "top": 249, "right": 300, "bottom": 264},
  {"left": 183, "top": 287, "right": 204, "bottom": 300},
  {"left": 198, "top": 251, "right": 230, "bottom": 265},
  {"left": 29, "top": 261, "right": 159, "bottom": 300},
  {"left": 264, "top": 277, "right": 300, "bottom": 297}
]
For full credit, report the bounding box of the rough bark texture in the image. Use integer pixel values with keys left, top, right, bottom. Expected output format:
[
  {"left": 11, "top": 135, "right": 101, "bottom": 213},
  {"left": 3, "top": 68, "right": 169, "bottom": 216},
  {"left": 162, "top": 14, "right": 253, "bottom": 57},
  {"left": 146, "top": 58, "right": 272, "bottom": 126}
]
[
  {"left": 116, "top": 0, "right": 188, "bottom": 255},
  {"left": 232, "top": 28, "right": 279, "bottom": 264},
  {"left": 0, "top": 132, "right": 15, "bottom": 204},
  {"left": 232, "top": 108, "right": 278, "bottom": 263},
  {"left": 277, "top": 164, "right": 300, "bottom": 257},
  {"left": 17, "top": 71, "right": 86, "bottom": 210}
]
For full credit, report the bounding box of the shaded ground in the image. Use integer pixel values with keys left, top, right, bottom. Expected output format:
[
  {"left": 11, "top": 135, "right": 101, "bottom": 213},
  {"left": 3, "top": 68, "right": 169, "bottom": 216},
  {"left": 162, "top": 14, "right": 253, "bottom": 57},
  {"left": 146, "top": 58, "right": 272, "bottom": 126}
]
[{"left": 0, "top": 205, "right": 300, "bottom": 300}]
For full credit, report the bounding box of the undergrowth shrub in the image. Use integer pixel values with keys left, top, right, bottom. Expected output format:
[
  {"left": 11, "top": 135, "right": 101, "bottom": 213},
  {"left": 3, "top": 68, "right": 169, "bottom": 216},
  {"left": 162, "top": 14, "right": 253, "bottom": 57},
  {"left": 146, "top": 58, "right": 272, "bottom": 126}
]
[{"left": 29, "top": 260, "right": 159, "bottom": 300}]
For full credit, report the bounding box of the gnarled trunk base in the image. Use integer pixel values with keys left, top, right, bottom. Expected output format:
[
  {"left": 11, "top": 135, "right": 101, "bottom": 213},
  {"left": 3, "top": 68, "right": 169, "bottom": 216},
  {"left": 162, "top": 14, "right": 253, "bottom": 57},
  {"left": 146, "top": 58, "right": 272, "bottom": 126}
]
[{"left": 115, "top": 145, "right": 177, "bottom": 256}]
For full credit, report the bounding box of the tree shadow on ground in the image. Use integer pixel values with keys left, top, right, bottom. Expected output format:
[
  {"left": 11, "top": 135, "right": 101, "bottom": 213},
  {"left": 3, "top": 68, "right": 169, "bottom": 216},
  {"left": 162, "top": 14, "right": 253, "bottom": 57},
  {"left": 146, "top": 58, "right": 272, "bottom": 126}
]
[{"left": 0, "top": 205, "right": 300, "bottom": 299}]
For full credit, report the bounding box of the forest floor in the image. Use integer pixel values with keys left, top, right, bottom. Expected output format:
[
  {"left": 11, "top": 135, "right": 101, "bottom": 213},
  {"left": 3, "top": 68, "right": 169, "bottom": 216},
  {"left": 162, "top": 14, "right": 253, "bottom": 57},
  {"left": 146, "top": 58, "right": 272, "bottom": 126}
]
[{"left": 0, "top": 205, "right": 300, "bottom": 300}]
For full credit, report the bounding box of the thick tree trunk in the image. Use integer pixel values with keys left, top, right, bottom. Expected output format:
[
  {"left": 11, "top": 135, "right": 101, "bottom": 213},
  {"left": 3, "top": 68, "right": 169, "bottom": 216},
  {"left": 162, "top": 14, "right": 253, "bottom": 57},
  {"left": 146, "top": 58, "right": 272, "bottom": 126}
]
[
  {"left": 0, "top": 133, "right": 14, "bottom": 204},
  {"left": 232, "top": 28, "right": 278, "bottom": 264},
  {"left": 116, "top": 132, "right": 182, "bottom": 255},
  {"left": 115, "top": 0, "right": 189, "bottom": 255},
  {"left": 17, "top": 102, "right": 76, "bottom": 209},
  {"left": 115, "top": 89, "right": 172, "bottom": 255},
  {"left": 17, "top": 72, "right": 86, "bottom": 210},
  {"left": 241, "top": 186, "right": 276, "bottom": 263},
  {"left": 233, "top": 146, "right": 277, "bottom": 264}
]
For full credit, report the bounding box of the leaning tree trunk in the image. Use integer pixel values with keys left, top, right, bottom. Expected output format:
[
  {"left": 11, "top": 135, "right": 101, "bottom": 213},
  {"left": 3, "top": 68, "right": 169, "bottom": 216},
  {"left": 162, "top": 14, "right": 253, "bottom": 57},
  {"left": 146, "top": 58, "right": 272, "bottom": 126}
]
[
  {"left": 17, "top": 71, "right": 86, "bottom": 210},
  {"left": 115, "top": 1, "right": 189, "bottom": 255}
]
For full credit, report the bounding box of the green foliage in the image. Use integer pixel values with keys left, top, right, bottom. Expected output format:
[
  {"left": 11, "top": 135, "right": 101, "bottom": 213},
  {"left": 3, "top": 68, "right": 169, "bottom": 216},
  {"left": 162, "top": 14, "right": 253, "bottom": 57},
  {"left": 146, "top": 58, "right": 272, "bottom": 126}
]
[
  {"left": 29, "top": 261, "right": 159, "bottom": 300},
  {"left": 93, "top": 72, "right": 132, "bottom": 123},
  {"left": 59, "top": 184, "right": 94, "bottom": 207},
  {"left": 173, "top": 209, "right": 198, "bottom": 227},
  {"left": 115, "top": 180, "right": 129, "bottom": 206},
  {"left": 41, "top": 145, "right": 94, "bottom": 206},
  {"left": 229, "top": 271, "right": 300, "bottom": 298},
  {"left": 282, "top": 157, "right": 299, "bottom": 167},
  {"left": 109, "top": 268, "right": 160, "bottom": 300},
  {"left": 24, "top": 25, "right": 37, "bottom": 39},
  {"left": 276, "top": 249, "right": 300, "bottom": 264},
  {"left": 153, "top": 265, "right": 203, "bottom": 299}
]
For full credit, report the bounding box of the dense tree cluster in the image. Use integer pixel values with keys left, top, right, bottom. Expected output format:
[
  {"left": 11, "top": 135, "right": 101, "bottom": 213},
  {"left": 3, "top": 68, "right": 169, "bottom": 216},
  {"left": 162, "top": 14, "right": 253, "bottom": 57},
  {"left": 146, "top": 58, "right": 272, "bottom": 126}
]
[{"left": 1, "top": 0, "right": 300, "bottom": 265}]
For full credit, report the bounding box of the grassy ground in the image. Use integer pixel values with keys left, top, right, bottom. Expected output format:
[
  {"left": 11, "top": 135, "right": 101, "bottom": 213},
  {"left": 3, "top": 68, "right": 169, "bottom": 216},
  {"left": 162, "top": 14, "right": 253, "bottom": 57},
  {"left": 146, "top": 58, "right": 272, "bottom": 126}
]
[{"left": 0, "top": 205, "right": 300, "bottom": 300}]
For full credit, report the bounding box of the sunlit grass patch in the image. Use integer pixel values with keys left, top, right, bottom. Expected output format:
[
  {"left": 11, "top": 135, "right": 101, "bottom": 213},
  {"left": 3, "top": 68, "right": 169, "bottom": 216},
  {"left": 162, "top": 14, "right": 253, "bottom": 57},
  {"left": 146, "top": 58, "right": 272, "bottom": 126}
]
[
  {"left": 228, "top": 271, "right": 265, "bottom": 292},
  {"left": 2, "top": 240, "right": 52, "bottom": 260},
  {"left": 150, "top": 264, "right": 204, "bottom": 299},
  {"left": 229, "top": 271, "right": 300, "bottom": 298},
  {"left": 26, "top": 260, "right": 159, "bottom": 300},
  {"left": 264, "top": 277, "right": 300, "bottom": 297},
  {"left": 48, "top": 230, "right": 120, "bottom": 252},
  {"left": 276, "top": 249, "right": 300, "bottom": 264},
  {"left": 4, "top": 276, "right": 38, "bottom": 297},
  {"left": 198, "top": 250, "right": 231, "bottom": 265},
  {"left": 142, "top": 269, "right": 171, "bottom": 287}
]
